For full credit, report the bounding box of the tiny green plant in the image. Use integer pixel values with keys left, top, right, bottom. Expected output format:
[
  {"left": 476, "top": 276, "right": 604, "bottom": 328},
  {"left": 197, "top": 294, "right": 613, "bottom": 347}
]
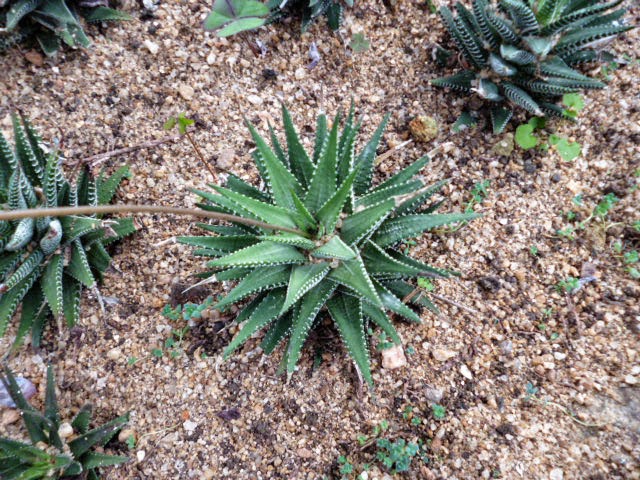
[
  {"left": 376, "top": 438, "right": 420, "bottom": 473},
  {"left": 178, "top": 104, "right": 479, "bottom": 387},
  {"left": 561, "top": 93, "right": 584, "bottom": 119},
  {"left": 0, "top": 365, "right": 129, "bottom": 479},
  {"left": 431, "top": 403, "right": 446, "bottom": 420},
  {"left": 0, "top": 114, "right": 136, "bottom": 350},
  {"left": 203, "top": 0, "right": 270, "bottom": 37},
  {"left": 0, "top": 0, "right": 131, "bottom": 56},
  {"left": 431, "top": 0, "right": 632, "bottom": 133},
  {"left": 349, "top": 33, "right": 370, "bottom": 53},
  {"left": 549, "top": 134, "right": 581, "bottom": 161},
  {"left": 556, "top": 277, "right": 580, "bottom": 294}
]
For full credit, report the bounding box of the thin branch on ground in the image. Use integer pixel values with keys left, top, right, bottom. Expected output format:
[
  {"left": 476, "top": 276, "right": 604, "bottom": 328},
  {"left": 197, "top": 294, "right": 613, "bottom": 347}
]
[{"left": 0, "top": 205, "right": 304, "bottom": 236}]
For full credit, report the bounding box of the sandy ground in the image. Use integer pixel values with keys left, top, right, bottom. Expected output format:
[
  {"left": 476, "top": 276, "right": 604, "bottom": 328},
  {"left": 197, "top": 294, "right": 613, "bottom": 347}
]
[{"left": 1, "top": 0, "right": 639, "bottom": 478}]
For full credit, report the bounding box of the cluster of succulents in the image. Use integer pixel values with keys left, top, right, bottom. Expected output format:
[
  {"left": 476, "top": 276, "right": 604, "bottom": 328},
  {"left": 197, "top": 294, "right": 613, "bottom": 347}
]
[
  {"left": 431, "top": 0, "right": 633, "bottom": 133},
  {"left": 0, "top": 114, "right": 135, "bottom": 349},
  {"left": 178, "top": 106, "right": 478, "bottom": 386},
  {"left": 0, "top": 365, "right": 129, "bottom": 480},
  {"left": 0, "top": 0, "right": 130, "bottom": 55},
  {"left": 204, "top": 0, "right": 349, "bottom": 37}
]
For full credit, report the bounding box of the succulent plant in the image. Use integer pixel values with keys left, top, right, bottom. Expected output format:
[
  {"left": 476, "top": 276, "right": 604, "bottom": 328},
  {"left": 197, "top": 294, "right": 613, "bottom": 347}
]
[
  {"left": 204, "top": 0, "right": 349, "bottom": 37},
  {"left": 0, "top": 365, "right": 129, "bottom": 480},
  {"left": 179, "top": 105, "right": 478, "bottom": 387},
  {"left": 0, "top": 114, "right": 136, "bottom": 349},
  {"left": 268, "top": 0, "right": 350, "bottom": 32},
  {"left": 431, "top": 0, "right": 633, "bottom": 133},
  {"left": 0, "top": 0, "right": 131, "bottom": 56}
]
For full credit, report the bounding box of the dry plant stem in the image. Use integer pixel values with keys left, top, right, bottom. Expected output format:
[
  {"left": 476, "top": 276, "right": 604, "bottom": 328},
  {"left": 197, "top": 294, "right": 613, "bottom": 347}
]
[
  {"left": 528, "top": 397, "right": 608, "bottom": 428},
  {"left": 81, "top": 131, "right": 190, "bottom": 167},
  {"left": 374, "top": 139, "right": 413, "bottom": 166},
  {"left": 0, "top": 205, "right": 304, "bottom": 235},
  {"left": 431, "top": 293, "right": 480, "bottom": 315},
  {"left": 184, "top": 131, "right": 217, "bottom": 179}
]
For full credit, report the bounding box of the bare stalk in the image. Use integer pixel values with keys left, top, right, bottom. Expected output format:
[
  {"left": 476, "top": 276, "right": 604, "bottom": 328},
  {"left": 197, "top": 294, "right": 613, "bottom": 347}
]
[
  {"left": 184, "top": 132, "right": 218, "bottom": 179},
  {"left": 0, "top": 205, "right": 304, "bottom": 236}
]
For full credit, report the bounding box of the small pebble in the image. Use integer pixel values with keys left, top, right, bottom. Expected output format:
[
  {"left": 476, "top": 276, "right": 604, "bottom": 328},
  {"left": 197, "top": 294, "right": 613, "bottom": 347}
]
[
  {"left": 58, "top": 422, "right": 73, "bottom": 439},
  {"left": 549, "top": 468, "right": 564, "bottom": 480},
  {"left": 137, "top": 450, "right": 146, "bottom": 462},
  {"left": 624, "top": 375, "right": 637, "bottom": 385},
  {"left": 381, "top": 344, "right": 406, "bottom": 369},
  {"left": 432, "top": 349, "right": 457, "bottom": 362},
  {"left": 183, "top": 420, "right": 198, "bottom": 432},
  {"left": 1, "top": 409, "right": 20, "bottom": 426},
  {"left": 179, "top": 84, "right": 195, "bottom": 100},
  {"left": 247, "top": 94, "right": 263, "bottom": 105},
  {"left": 460, "top": 364, "right": 473, "bottom": 380},
  {"left": 143, "top": 40, "right": 160, "bottom": 55},
  {"left": 0, "top": 377, "right": 36, "bottom": 408}
]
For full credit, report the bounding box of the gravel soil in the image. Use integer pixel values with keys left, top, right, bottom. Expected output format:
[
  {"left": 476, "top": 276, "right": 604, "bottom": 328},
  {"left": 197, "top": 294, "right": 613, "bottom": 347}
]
[{"left": 1, "top": 1, "right": 639, "bottom": 479}]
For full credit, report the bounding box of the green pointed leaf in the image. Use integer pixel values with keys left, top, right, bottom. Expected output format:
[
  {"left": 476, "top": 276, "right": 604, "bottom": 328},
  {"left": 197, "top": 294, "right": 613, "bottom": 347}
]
[
  {"left": 260, "top": 311, "right": 292, "bottom": 354},
  {"left": 42, "top": 253, "right": 64, "bottom": 318},
  {"left": 212, "top": 185, "right": 299, "bottom": 229},
  {"left": 71, "top": 404, "right": 93, "bottom": 435},
  {"left": 68, "top": 413, "right": 129, "bottom": 459},
  {"left": 246, "top": 121, "right": 302, "bottom": 210},
  {"left": 362, "top": 302, "right": 401, "bottom": 345},
  {"left": 67, "top": 240, "right": 96, "bottom": 288},
  {"left": 282, "top": 106, "right": 315, "bottom": 188},
  {"left": 341, "top": 198, "right": 396, "bottom": 245},
  {"left": 208, "top": 241, "right": 305, "bottom": 269},
  {"left": 96, "top": 166, "right": 130, "bottom": 205},
  {"left": 214, "top": 265, "right": 290, "bottom": 310},
  {"left": 311, "top": 235, "right": 357, "bottom": 260},
  {"left": 290, "top": 191, "right": 318, "bottom": 233},
  {"left": 62, "top": 275, "right": 81, "bottom": 327},
  {"left": 383, "top": 280, "right": 440, "bottom": 313},
  {"left": 81, "top": 451, "right": 129, "bottom": 470},
  {"left": 281, "top": 263, "right": 330, "bottom": 315},
  {"left": 374, "top": 280, "right": 421, "bottom": 323},
  {"left": 286, "top": 280, "right": 336, "bottom": 377},
  {"left": 258, "top": 233, "right": 316, "bottom": 250},
  {"left": 225, "top": 174, "right": 270, "bottom": 203},
  {"left": 305, "top": 115, "right": 339, "bottom": 213},
  {"left": 312, "top": 114, "right": 328, "bottom": 163},
  {"left": 0, "top": 270, "right": 38, "bottom": 336},
  {"left": 44, "top": 365, "right": 60, "bottom": 429},
  {"left": 354, "top": 114, "right": 390, "bottom": 195},
  {"left": 1, "top": 366, "right": 46, "bottom": 444},
  {"left": 59, "top": 215, "right": 101, "bottom": 242},
  {"left": 178, "top": 235, "right": 256, "bottom": 257},
  {"left": 224, "top": 289, "right": 286, "bottom": 358},
  {"left": 329, "top": 256, "right": 382, "bottom": 308},
  {"left": 316, "top": 165, "right": 360, "bottom": 233},
  {"left": 362, "top": 241, "right": 424, "bottom": 278},
  {"left": 13, "top": 285, "right": 46, "bottom": 352},
  {"left": 327, "top": 295, "right": 372, "bottom": 387},
  {"left": 374, "top": 212, "right": 481, "bottom": 247},
  {"left": 356, "top": 179, "right": 423, "bottom": 210}
]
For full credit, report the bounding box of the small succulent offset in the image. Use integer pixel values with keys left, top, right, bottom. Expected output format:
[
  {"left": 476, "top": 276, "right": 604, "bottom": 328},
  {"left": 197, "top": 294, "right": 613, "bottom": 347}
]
[
  {"left": 0, "top": 365, "right": 128, "bottom": 480},
  {"left": 0, "top": 114, "right": 135, "bottom": 348},
  {"left": 268, "top": 0, "right": 351, "bottom": 32},
  {"left": 0, "top": 0, "right": 131, "bottom": 56},
  {"left": 179, "top": 105, "right": 478, "bottom": 387},
  {"left": 431, "top": 0, "right": 633, "bottom": 133}
]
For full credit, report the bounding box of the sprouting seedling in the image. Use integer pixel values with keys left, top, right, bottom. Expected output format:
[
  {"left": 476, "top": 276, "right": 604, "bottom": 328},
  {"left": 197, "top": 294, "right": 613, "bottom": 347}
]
[
  {"left": 164, "top": 113, "right": 217, "bottom": 178},
  {"left": 549, "top": 134, "right": 581, "bottom": 162},
  {"left": 561, "top": 93, "right": 584, "bottom": 119}
]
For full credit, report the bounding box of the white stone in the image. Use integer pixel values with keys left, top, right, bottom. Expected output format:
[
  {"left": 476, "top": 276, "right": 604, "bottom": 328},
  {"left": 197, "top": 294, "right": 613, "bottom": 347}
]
[
  {"left": 183, "top": 420, "right": 198, "bottom": 432},
  {"left": 624, "top": 375, "right": 637, "bottom": 385},
  {"left": 143, "top": 40, "right": 159, "bottom": 55},
  {"left": 381, "top": 345, "right": 406, "bottom": 369},
  {"left": 432, "top": 349, "right": 457, "bottom": 362},
  {"left": 206, "top": 52, "right": 217, "bottom": 65},
  {"left": 137, "top": 450, "right": 146, "bottom": 462},
  {"left": 460, "top": 364, "right": 473, "bottom": 380},
  {"left": 549, "top": 468, "right": 563, "bottom": 480},
  {"left": 553, "top": 352, "right": 567, "bottom": 361},
  {"left": 247, "top": 94, "right": 263, "bottom": 105},
  {"left": 294, "top": 67, "right": 306, "bottom": 80},
  {"left": 107, "top": 348, "right": 121, "bottom": 361},
  {"left": 179, "top": 84, "right": 195, "bottom": 100},
  {"left": 58, "top": 422, "right": 73, "bottom": 439}
]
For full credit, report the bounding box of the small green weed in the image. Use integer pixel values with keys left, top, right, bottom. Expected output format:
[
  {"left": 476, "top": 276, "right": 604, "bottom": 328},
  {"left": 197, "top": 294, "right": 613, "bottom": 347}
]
[
  {"left": 431, "top": 404, "right": 446, "bottom": 420},
  {"left": 349, "top": 33, "right": 370, "bottom": 53},
  {"left": 556, "top": 277, "right": 580, "bottom": 295},
  {"left": 376, "top": 438, "right": 420, "bottom": 473}
]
